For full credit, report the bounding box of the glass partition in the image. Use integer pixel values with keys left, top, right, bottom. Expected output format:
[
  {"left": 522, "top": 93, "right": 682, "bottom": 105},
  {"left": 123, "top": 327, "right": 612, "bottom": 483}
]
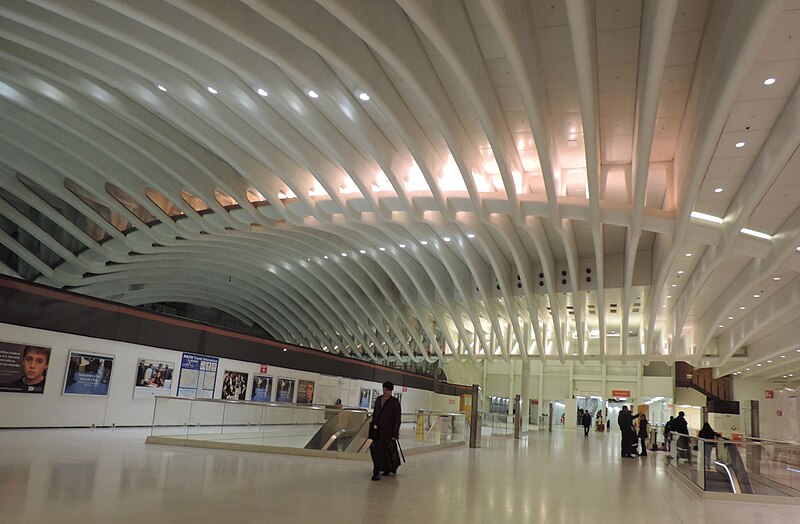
[
  {"left": 667, "top": 434, "right": 800, "bottom": 497},
  {"left": 150, "top": 397, "right": 467, "bottom": 455}
]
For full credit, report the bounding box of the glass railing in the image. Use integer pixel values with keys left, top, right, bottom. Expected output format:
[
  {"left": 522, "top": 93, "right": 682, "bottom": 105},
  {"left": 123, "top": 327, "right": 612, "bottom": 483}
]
[
  {"left": 480, "top": 411, "right": 514, "bottom": 435},
  {"left": 149, "top": 396, "right": 467, "bottom": 454},
  {"left": 666, "top": 433, "right": 800, "bottom": 497}
]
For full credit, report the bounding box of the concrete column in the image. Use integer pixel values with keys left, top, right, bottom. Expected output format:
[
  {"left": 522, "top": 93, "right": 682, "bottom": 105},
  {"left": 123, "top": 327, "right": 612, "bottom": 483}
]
[
  {"left": 508, "top": 361, "right": 515, "bottom": 416},
  {"left": 537, "top": 362, "right": 545, "bottom": 429},
  {"left": 520, "top": 359, "right": 531, "bottom": 431}
]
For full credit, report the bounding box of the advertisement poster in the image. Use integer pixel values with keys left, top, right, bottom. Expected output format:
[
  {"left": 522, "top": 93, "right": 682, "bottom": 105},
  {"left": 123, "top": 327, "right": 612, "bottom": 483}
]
[
  {"left": 63, "top": 351, "right": 114, "bottom": 396},
  {"left": 251, "top": 375, "right": 273, "bottom": 402},
  {"left": 276, "top": 378, "right": 295, "bottom": 403},
  {"left": 221, "top": 370, "right": 249, "bottom": 400},
  {"left": 177, "top": 353, "right": 218, "bottom": 398},
  {"left": 297, "top": 379, "right": 315, "bottom": 405},
  {"left": 133, "top": 359, "right": 175, "bottom": 399},
  {"left": 0, "top": 341, "right": 51, "bottom": 394},
  {"left": 359, "top": 388, "right": 371, "bottom": 408}
]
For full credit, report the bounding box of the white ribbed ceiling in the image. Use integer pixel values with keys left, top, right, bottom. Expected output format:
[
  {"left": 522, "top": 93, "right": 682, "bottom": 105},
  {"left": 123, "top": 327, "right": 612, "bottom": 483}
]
[{"left": 1, "top": 0, "right": 800, "bottom": 380}]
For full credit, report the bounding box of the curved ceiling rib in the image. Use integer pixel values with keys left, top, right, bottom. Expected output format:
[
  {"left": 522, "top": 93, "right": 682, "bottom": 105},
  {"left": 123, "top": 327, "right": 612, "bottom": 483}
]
[{"left": 0, "top": 0, "right": 799, "bottom": 380}]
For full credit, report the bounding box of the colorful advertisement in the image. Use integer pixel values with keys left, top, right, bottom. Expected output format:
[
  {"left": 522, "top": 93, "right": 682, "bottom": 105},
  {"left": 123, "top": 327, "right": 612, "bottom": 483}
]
[
  {"left": 251, "top": 375, "right": 273, "bottom": 402},
  {"left": 133, "top": 359, "right": 175, "bottom": 399},
  {"left": 297, "top": 379, "right": 315, "bottom": 405},
  {"left": 177, "top": 353, "right": 218, "bottom": 398},
  {"left": 0, "top": 341, "right": 51, "bottom": 394},
  {"left": 63, "top": 351, "right": 114, "bottom": 396},
  {"left": 221, "top": 370, "right": 248, "bottom": 400},
  {"left": 276, "top": 378, "right": 295, "bottom": 403}
]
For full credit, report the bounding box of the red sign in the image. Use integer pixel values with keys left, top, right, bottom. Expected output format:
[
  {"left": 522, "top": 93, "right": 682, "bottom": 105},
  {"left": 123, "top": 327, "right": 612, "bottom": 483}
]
[
  {"left": 260, "top": 364, "right": 268, "bottom": 373},
  {"left": 765, "top": 390, "right": 774, "bottom": 399},
  {"left": 731, "top": 433, "right": 744, "bottom": 441},
  {"left": 531, "top": 399, "right": 539, "bottom": 405},
  {"left": 402, "top": 387, "right": 408, "bottom": 392},
  {"left": 612, "top": 390, "right": 631, "bottom": 397},
  {"left": 449, "top": 398, "right": 456, "bottom": 404}
]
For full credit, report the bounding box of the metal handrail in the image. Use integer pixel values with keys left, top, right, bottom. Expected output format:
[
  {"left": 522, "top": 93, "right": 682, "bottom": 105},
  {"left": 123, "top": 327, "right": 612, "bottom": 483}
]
[
  {"left": 321, "top": 428, "right": 346, "bottom": 451},
  {"left": 155, "top": 395, "right": 368, "bottom": 412}
]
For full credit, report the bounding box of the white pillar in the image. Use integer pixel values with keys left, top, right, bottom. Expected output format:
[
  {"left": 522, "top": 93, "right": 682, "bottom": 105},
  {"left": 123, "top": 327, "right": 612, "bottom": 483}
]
[{"left": 521, "top": 359, "right": 531, "bottom": 431}]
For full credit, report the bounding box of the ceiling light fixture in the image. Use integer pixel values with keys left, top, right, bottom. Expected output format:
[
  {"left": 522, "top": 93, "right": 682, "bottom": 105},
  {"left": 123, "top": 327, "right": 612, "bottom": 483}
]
[
  {"left": 257, "top": 88, "right": 268, "bottom": 97},
  {"left": 728, "top": 317, "right": 734, "bottom": 320},
  {"left": 379, "top": 247, "right": 386, "bottom": 252},
  {"left": 741, "top": 228, "right": 771, "bottom": 240},
  {"left": 341, "top": 253, "right": 347, "bottom": 257},
  {"left": 691, "top": 211, "right": 723, "bottom": 223},
  {"left": 774, "top": 277, "right": 781, "bottom": 281},
  {"left": 714, "top": 187, "right": 724, "bottom": 193},
  {"left": 443, "top": 237, "right": 451, "bottom": 242},
  {"left": 718, "top": 325, "right": 724, "bottom": 328},
  {"left": 359, "top": 250, "right": 366, "bottom": 254},
  {"left": 740, "top": 306, "right": 746, "bottom": 310},
  {"left": 307, "top": 90, "right": 319, "bottom": 98},
  {"left": 767, "top": 360, "right": 772, "bottom": 363},
  {"left": 324, "top": 255, "right": 329, "bottom": 259},
  {"left": 757, "top": 364, "right": 762, "bottom": 367},
  {"left": 763, "top": 77, "right": 776, "bottom": 85},
  {"left": 685, "top": 253, "right": 692, "bottom": 257},
  {"left": 754, "top": 294, "right": 760, "bottom": 298},
  {"left": 735, "top": 141, "right": 746, "bottom": 148},
  {"left": 358, "top": 92, "right": 370, "bottom": 101},
  {"left": 467, "top": 233, "right": 476, "bottom": 239},
  {"left": 398, "top": 243, "right": 406, "bottom": 248},
  {"left": 157, "top": 84, "right": 167, "bottom": 92},
  {"left": 677, "top": 270, "right": 684, "bottom": 275},
  {"left": 207, "top": 86, "right": 218, "bottom": 94},
  {"left": 420, "top": 240, "right": 428, "bottom": 245}
]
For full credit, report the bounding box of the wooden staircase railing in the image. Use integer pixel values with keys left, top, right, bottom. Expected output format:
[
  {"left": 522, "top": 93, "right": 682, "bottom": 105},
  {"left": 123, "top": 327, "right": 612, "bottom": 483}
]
[{"left": 675, "top": 362, "right": 732, "bottom": 402}]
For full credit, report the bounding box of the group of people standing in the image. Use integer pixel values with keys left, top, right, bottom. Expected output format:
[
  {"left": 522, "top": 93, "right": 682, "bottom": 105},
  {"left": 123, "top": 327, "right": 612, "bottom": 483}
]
[{"left": 617, "top": 406, "right": 650, "bottom": 457}]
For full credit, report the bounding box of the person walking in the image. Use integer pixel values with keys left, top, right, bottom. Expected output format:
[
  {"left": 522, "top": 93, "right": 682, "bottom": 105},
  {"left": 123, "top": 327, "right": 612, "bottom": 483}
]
[
  {"left": 617, "top": 406, "right": 637, "bottom": 458},
  {"left": 582, "top": 410, "right": 592, "bottom": 437},
  {"left": 698, "top": 422, "right": 722, "bottom": 469},
  {"left": 369, "top": 381, "right": 401, "bottom": 481},
  {"left": 663, "top": 415, "right": 674, "bottom": 450},
  {"left": 637, "top": 414, "right": 649, "bottom": 457},
  {"left": 671, "top": 411, "right": 690, "bottom": 463}
]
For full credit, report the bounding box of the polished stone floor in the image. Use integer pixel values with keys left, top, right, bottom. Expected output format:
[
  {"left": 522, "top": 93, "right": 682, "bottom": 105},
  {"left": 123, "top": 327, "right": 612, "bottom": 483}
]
[{"left": 0, "top": 427, "right": 797, "bottom": 523}]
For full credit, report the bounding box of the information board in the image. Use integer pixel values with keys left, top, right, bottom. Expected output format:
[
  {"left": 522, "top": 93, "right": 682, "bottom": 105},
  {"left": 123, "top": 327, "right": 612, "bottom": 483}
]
[{"left": 177, "top": 353, "right": 219, "bottom": 398}]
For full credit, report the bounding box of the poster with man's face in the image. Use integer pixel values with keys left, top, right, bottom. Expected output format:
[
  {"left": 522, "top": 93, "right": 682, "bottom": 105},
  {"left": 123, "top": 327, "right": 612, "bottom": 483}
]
[
  {"left": 359, "top": 388, "right": 371, "bottom": 408},
  {"left": 133, "top": 358, "right": 175, "bottom": 399},
  {"left": 0, "top": 341, "right": 51, "bottom": 394},
  {"left": 297, "top": 379, "right": 315, "bottom": 404}
]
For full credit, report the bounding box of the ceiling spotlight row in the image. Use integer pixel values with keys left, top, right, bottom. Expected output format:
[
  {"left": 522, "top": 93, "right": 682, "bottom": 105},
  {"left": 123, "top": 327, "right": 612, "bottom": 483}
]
[
  {"left": 155, "top": 83, "right": 373, "bottom": 104},
  {"left": 303, "top": 234, "right": 478, "bottom": 261}
]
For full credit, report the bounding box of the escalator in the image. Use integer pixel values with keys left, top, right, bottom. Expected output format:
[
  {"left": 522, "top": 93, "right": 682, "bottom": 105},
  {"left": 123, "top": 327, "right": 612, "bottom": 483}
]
[{"left": 304, "top": 409, "right": 371, "bottom": 452}]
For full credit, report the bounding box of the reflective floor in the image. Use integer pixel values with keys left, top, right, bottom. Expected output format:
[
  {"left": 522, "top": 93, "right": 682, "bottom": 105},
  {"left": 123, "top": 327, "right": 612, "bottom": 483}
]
[{"left": 0, "top": 427, "right": 798, "bottom": 523}]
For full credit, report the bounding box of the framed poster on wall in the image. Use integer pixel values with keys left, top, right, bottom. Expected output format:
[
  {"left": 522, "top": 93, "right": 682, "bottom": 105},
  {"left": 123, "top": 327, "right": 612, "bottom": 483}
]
[
  {"left": 177, "top": 353, "right": 218, "bottom": 398},
  {"left": 251, "top": 375, "right": 273, "bottom": 402},
  {"left": 133, "top": 358, "right": 175, "bottom": 399},
  {"left": 276, "top": 378, "right": 295, "bottom": 403},
  {"left": 221, "top": 370, "right": 249, "bottom": 400},
  {"left": 359, "top": 388, "right": 371, "bottom": 408},
  {"left": 63, "top": 351, "right": 114, "bottom": 396},
  {"left": 297, "top": 379, "right": 315, "bottom": 404},
  {"left": 0, "top": 341, "right": 51, "bottom": 394}
]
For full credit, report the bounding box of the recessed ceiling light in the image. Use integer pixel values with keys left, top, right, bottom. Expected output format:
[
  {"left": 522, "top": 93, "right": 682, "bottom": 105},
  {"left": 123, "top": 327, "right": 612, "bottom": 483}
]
[
  {"left": 746, "top": 368, "right": 750, "bottom": 371},
  {"left": 781, "top": 355, "right": 786, "bottom": 358},
  {"left": 207, "top": 86, "right": 218, "bottom": 94},
  {"left": 773, "top": 277, "right": 781, "bottom": 281},
  {"left": 157, "top": 84, "right": 167, "bottom": 92},
  {"left": 443, "top": 237, "right": 451, "bottom": 242},
  {"left": 763, "top": 77, "right": 776, "bottom": 85},
  {"left": 398, "top": 243, "right": 406, "bottom": 248},
  {"left": 467, "top": 233, "right": 476, "bottom": 239},
  {"left": 735, "top": 141, "right": 746, "bottom": 148},
  {"left": 359, "top": 250, "right": 366, "bottom": 254},
  {"left": 662, "top": 304, "right": 667, "bottom": 308},
  {"left": 718, "top": 325, "right": 724, "bottom": 328},
  {"left": 671, "top": 284, "right": 677, "bottom": 287},
  {"left": 358, "top": 92, "right": 370, "bottom": 101},
  {"left": 283, "top": 348, "right": 287, "bottom": 352},
  {"left": 757, "top": 364, "right": 762, "bottom": 367},
  {"left": 685, "top": 253, "right": 692, "bottom": 257},
  {"left": 257, "top": 88, "right": 268, "bottom": 97},
  {"left": 753, "top": 294, "right": 760, "bottom": 298},
  {"left": 324, "top": 255, "right": 329, "bottom": 259},
  {"left": 307, "top": 90, "right": 319, "bottom": 98},
  {"left": 341, "top": 253, "right": 347, "bottom": 257},
  {"left": 667, "top": 295, "right": 672, "bottom": 298},
  {"left": 767, "top": 360, "right": 772, "bottom": 363},
  {"left": 714, "top": 187, "right": 724, "bottom": 193},
  {"left": 307, "top": 258, "right": 311, "bottom": 261},
  {"left": 677, "top": 270, "right": 684, "bottom": 275},
  {"left": 740, "top": 306, "right": 746, "bottom": 310},
  {"left": 728, "top": 316, "right": 734, "bottom": 320},
  {"left": 420, "top": 240, "right": 428, "bottom": 245},
  {"left": 379, "top": 247, "right": 386, "bottom": 252}
]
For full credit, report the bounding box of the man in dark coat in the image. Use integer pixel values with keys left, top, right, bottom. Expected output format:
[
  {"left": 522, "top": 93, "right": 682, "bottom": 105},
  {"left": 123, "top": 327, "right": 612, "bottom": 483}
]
[
  {"left": 671, "top": 411, "right": 690, "bottom": 462},
  {"left": 581, "top": 410, "right": 592, "bottom": 437},
  {"left": 617, "top": 406, "right": 637, "bottom": 458},
  {"left": 370, "top": 381, "right": 401, "bottom": 481}
]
